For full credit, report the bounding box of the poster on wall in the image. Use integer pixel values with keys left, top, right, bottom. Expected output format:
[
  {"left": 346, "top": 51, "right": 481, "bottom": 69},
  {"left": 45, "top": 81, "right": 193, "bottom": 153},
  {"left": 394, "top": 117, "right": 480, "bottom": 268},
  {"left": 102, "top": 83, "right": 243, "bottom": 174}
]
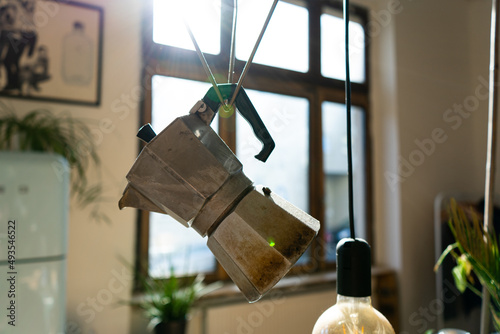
[{"left": 0, "top": 0, "right": 103, "bottom": 106}]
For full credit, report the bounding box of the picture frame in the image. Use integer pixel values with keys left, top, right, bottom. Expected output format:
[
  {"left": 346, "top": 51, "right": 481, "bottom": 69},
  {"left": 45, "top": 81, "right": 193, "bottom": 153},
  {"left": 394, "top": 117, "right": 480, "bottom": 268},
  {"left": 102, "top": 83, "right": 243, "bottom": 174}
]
[{"left": 0, "top": 0, "right": 103, "bottom": 106}]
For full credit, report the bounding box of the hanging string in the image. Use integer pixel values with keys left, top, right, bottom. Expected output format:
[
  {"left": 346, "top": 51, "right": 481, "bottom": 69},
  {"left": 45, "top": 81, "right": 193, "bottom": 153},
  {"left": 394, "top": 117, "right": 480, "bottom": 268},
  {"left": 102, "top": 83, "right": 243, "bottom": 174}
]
[
  {"left": 228, "top": 0, "right": 238, "bottom": 83},
  {"left": 229, "top": 0, "right": 279, "bottom": 106},
  {"left": 344, "top": 0, "right": 355, "bottom": 240},
  {"left": 184, "top": 20, "right": 225, "bottom": 106}
]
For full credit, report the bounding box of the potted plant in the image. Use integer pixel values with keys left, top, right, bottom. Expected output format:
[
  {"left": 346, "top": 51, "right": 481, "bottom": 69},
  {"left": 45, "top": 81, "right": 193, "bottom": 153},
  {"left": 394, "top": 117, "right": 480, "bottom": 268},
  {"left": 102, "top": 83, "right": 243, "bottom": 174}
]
[
  {"left": 0, "top": 106, "right": 107, "bottom": 222},
  {"left": 435, "top": 198, "right": 500, "bottom": 332},
  {"left": 133, "top": 267, "right": 221, "bottom": 334}
]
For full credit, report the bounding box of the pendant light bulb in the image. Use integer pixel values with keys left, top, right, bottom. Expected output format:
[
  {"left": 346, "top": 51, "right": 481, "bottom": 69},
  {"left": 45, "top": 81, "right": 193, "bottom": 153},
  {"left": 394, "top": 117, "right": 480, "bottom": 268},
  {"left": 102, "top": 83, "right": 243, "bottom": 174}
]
[{"left": 312, "top": 238, "right": 395, "bottom": 334}]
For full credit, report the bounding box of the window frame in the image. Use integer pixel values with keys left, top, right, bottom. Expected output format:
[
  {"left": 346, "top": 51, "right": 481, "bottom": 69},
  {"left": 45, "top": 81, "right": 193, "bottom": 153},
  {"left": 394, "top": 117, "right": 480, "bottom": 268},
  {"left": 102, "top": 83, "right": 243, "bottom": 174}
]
[{"left": 137, "top": 0, "right": 372, "bottom": 282}]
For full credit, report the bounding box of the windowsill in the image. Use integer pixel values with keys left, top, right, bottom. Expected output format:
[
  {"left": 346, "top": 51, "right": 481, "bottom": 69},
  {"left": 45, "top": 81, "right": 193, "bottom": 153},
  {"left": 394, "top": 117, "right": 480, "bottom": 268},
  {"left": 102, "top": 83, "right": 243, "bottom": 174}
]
[{"left": 195, "top": 266, "right": 395, "bottom": 308}]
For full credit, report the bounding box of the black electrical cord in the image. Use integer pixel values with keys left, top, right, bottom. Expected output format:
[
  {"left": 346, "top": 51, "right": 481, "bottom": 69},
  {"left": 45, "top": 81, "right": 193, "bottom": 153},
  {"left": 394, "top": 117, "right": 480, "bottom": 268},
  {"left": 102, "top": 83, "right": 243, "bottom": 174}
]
[{"left": 344, "top": 0, "right": 355, "bottom": 240}]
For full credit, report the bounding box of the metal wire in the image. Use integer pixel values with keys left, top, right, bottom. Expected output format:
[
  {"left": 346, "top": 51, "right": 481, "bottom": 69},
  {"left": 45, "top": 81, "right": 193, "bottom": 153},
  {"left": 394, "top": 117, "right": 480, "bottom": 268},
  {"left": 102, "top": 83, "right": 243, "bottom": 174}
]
[
  {"left": 344, "top": 0, "right": 355, "bottom": 240},
  {"left": 229, "top": 0, "right": 279, "bottom": 106},
  {"left": 184, "top": 20, "right": 225, "bottom": 106},
  {"left": 228, "top": 0, "right": 238, "bottom": 83}
]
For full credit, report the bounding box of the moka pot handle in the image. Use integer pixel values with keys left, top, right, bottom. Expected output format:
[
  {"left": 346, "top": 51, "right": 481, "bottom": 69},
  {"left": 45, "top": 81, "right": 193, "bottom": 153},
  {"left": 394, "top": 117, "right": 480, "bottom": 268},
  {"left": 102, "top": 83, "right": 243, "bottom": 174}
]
[{"left": 202, "top": 83, "right": 275, "bottom": 163}]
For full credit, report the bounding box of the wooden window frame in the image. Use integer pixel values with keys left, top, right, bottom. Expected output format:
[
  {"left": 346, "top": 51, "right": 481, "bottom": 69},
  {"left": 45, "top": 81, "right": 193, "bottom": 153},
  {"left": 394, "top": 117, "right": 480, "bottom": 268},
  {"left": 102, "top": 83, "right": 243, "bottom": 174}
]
[{"left": 136, "top": 0, "right": 372, "bottom": 282}]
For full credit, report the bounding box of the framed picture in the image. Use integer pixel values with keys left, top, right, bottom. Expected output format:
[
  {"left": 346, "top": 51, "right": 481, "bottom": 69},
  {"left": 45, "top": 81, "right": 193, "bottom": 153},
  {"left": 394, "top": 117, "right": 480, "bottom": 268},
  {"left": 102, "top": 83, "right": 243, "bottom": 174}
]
[{"left": 0, "top": 1, "right": 103, "bottom": 106}]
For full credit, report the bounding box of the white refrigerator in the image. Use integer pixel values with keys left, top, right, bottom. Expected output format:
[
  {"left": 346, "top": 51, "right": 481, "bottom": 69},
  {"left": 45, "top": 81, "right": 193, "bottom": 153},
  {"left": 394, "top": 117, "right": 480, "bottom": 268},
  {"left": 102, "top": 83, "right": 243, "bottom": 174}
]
[{"left": 0, "top": 152, "right": 68, "bottom": 334}]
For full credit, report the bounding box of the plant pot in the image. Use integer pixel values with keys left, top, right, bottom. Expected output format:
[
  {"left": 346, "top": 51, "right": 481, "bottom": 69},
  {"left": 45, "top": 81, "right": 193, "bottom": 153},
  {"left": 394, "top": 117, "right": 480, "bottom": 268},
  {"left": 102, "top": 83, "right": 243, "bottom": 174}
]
[{"left": 154, "top": 320, "right": 187, "bottom": 334}]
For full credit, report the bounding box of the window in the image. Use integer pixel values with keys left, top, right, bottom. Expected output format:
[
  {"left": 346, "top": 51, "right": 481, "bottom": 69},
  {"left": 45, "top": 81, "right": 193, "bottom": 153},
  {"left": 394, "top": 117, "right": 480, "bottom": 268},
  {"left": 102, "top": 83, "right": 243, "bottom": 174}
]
[
  {"left": 139, "top": 0, "right": 370, "bottom": 280},
  {"left": 236, "top": 0, "right": 309, "bottom": 72}
]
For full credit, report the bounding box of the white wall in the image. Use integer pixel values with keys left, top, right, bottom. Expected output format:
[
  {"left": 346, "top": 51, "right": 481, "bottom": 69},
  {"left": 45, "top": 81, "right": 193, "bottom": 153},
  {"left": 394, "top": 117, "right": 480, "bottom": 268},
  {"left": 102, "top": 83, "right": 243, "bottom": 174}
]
[{"left": 370, "top": 0, "right": 495, "bottom": 332}]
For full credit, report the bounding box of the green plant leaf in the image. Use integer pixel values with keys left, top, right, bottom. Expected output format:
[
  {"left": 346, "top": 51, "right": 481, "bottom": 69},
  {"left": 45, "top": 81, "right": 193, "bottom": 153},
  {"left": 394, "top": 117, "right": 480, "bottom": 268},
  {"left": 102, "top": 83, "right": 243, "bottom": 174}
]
[
  {"left": 436, "top": 198, "right": 500, "bottom": 330},
  {"left": 120, "top": 258, "right": 222, "bottom": 325},
  {"left": 452, "top": 264, "right": 467, "bottom": 293},
  {"left": 434, "top": 242, "right": 458, "bottom": 272}
]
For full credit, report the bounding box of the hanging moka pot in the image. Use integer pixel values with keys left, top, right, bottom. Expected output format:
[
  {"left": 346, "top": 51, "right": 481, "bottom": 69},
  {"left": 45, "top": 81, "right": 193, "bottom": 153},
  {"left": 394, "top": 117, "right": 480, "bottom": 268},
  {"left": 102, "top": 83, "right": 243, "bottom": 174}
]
[{"left": 119, "top": 84, "right": 320, "bottom": 302}]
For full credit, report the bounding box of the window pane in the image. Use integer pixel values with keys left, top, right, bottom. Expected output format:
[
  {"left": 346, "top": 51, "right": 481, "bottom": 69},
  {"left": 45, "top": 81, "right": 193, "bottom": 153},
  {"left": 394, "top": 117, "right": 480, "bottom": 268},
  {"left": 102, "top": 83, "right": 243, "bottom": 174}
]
[
  {"left": 236, "top": 1, "right": 308, "bottom": 72},
  {"left": 149, "top": 75, "right": 217, "bottom": 277},
  {"left": 153, "top": 0, "right": 221, "bottom": 55},
  {"left": 236, "top": 90, "right": 309, "bottom": 211},
  {"left": 321, "top": 12, "right": 365, "bottom": 83},
  {"left": 151, "top": 75, "right": 217, "bottom": 130},
  {"left": 322, "top": 102, "right": 366, "bottom": 261},
  {"left": 236, "top": 90, "right": 309, "bottom": 265},
  {"left": 149, "top": 215, "right": 216, "bottom": 277}
]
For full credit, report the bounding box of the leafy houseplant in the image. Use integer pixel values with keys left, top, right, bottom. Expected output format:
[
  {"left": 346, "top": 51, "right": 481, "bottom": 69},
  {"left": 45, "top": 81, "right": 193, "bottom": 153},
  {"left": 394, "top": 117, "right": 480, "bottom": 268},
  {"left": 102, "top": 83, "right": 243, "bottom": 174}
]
[
  {"left": 435, "top": 198, "right": 500, "bottom": 332},
  {"left": 0, "top": 107, "right": 107, "bottom": 222},
  {"left": 134, "top": 268, "right": 220, "bottom": 334}
]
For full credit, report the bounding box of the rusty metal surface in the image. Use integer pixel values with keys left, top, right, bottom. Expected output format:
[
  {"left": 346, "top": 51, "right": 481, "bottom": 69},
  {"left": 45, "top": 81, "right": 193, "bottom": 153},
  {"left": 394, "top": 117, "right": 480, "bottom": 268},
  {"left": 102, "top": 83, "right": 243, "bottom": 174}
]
[
  {"left": 208, "top": 214, "right": 290, "bottom": 302},
  {"left": 119, "top": 184, "right": 165, "bottom": 214},
  {"left": 191, "top": 173, "right": 252, "bottom": 237},
  {"left": 207, "top": 186, "right": 319, "bottom": 302},
  {"left": 120, "top": 113, "right": 242, "bottom": 225}
]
